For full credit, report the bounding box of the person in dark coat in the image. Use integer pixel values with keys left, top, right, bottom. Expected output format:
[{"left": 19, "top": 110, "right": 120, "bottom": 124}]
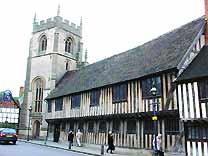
[
  {"left": 68, "top": 130, "right": 74, "bottom": 149},
  {"left": 107, "top": 131, "right": 115, "bottom": 154}
]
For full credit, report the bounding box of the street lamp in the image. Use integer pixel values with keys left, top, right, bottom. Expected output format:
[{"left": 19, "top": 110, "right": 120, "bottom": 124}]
[
  {"left": 44, "top": 100, "right": 49, "bottom": 145},
  {"left": 27, "top": 106, "right": 32, "bottom": 141},
  {"left": 150, "top": 87, "right": 158, "bottom": 156},
  {"left": 5, "top": 116, "right": 8, "bottom": 127}
]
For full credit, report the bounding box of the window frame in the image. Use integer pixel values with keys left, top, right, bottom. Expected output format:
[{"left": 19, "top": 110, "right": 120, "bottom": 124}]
[
  {"left": 165, "top": 118, "right": 179, "bottom": 135},
  {"left": 112, "top": 83, "right": 127, "bottom": 103},
  {"left": 127, "top": 119, "right": 136, "bottom": 134},
  {"left": 198, "top": 79, "right": 208, "bottom": 102},
  {"left": 39, "top": 35, "right": 47, "bottom": 52},
  {"left": 90, "top": 89, "right": 101, "bottom": 107},
  {"left": 71, "top": 94, "right": 81, "bottom": 109},
  {"left": 33, "top": 78, "right": 43, "bottom": 112},
  {"left": 65, "top": 37, "right": 73, "bottom": 53},
  {"left": 112, "top": 119, "right": 120, "bottom": 133},
  {"left": 88, "top": 121, "right": 94, "bottom": 133},
  {"left": 61, "top": 122, "right": 66, "bottom": 131},
  {"left": 55, "top": 98, "right": 63, "bottom": 111},
  {"left": 141, "top": 76, "right": 162, "bottom": 99},
  {"left": 78, "top": 122, "right": 84, "bottom": 132},
  {"left": 99, "top": 121, "right": 107, "bottom": 133},
  {"left": 144, "top": 120, "right": 154, "bottom": 134},
  {"left": 187, "top": 124, "right": 208, "bottom": 142},
  {"left": 47, "top": 100, "right": 52, "bottom": 113}
]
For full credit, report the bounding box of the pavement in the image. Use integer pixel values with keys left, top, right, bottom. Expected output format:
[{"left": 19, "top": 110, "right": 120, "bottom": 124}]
[{"left": 18, "top": 139, "right": 185, "bottom": 156}]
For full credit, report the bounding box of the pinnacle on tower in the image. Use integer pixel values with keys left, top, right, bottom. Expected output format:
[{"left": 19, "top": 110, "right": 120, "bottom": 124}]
[
  {"left": 57, "top": 4, "right": 60, "bottom": 16},
  {"left": 85, "top": 48, "right": 88, "bottom": 63},
  {"left": 33, "top": 13, "right": 36, "bottom": 23},
  {"left": 80, "top": 17, "right": 82, "bottom": 27}
]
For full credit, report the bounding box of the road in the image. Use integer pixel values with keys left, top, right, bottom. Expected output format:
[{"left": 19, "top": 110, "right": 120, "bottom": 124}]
[{"left": 0, "top": 141, "right": 89, "bottom": 156}]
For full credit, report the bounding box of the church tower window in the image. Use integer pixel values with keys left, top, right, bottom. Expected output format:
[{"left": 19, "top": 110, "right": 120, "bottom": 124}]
[
  {"left": 39, "top": 35, "right": 47, "bottom": 52},
  {"left": 33, "top": 78, "right": 44, "bottom": 112},
  {"left": 65, "top": 37, "right": 73, "bottom": 53}
]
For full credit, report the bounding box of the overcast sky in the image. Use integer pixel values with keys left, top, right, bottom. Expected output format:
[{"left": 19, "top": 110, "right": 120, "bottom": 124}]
[{"left": 0, "top": 0, "right": 204, "bottom": 96}]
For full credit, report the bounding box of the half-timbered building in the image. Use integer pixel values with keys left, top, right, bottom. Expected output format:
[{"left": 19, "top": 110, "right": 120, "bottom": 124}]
[
  {"left": 177, "top": 46, "right": 208, "bottom": 156},
  {"left": 45, "top": 16, "right": 206, "bottom": 152}
]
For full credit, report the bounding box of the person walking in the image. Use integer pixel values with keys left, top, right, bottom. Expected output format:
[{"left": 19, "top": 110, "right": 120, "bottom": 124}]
[
  {"left": 76, "top": 129, "right": 82, "bottom": 147},
  {"left": 107, "top": 131, "right": 115, "bottom": 154},
  {"left": 68, "top": 130, "right": 74, "bottom": 149},
  {"left": 153, "top": 134, "right": 164, "bottom": 156}
]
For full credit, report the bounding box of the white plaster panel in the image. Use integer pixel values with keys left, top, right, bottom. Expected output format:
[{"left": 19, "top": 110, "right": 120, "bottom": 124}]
[
  {"left": 188, "top": 83, "right": 194, "bottom": 119},
  {"left": 183, "top": 84, "right": 188, "bottom": 119},
  {"left": 193, "top": 82, "right": 200, "bottom": 118},
  {"left": 178, "top": 85, "right": 183, "bottom": 118}
]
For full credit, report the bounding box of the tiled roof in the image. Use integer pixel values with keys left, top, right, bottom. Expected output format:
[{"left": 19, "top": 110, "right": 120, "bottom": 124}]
[
  {"left": 176, "top": 46, "right": 208, "bottom": 82},
  {"left": 46, "top": 17, "right": 205, "bottom": 100}
]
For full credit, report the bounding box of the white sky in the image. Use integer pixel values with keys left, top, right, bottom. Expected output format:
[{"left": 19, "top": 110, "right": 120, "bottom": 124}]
[{"left": 0, "top": 0, "right": 204, "bottom": 96}]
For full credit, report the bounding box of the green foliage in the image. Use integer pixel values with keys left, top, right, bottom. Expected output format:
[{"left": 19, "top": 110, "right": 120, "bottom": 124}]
[
  {"left": 41, "top": 127, "right": 47, "bottom": 131},
  {"left": 0, "top": 123, "right": 18, "bottom": 129}
]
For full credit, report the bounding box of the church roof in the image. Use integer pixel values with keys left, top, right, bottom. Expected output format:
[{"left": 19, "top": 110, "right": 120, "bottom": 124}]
[
  {"left": 176, "top": 46, "right": 208, "bottom": 82},
  {"left": 46, "top": 17, "right": 205, "bottom": 100}
]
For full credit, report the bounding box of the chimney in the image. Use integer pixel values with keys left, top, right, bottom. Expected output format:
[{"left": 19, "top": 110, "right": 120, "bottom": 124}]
[
  {"left": 19, "top": 86, "right": 24, "bottom": 97},
  {"left": 205, "top": 0, "right": 208, "bottom": 44}
]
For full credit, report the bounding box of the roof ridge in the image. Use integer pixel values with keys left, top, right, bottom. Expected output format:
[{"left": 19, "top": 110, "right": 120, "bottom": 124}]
[
  {"left": 46, "top": 16, "right": 205, "bottom": 99},
  {"left": 81, "top": 16, "right": 205, "bottom": 70}
]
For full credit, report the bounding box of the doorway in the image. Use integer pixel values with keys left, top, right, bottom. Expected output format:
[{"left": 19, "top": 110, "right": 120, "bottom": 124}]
[
  {"left": 53, "top": 124, "right": 60, "bottom": 142},
  {"left": 33, "top": 120, "right": 40, "bottom": 139}
]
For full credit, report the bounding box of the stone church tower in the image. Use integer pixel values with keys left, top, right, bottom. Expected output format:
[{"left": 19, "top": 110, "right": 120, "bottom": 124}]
[{"left": 19, "top": 7, "right": 84, "bottom": 139}]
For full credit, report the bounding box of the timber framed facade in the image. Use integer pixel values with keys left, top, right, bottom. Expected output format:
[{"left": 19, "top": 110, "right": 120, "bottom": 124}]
[
  {"left": 177, "top": 46, "right": 208, "bottom": 156},
  {"left": 45, "top": 16, "right": 207, "bottom": 153},
  {"left": 46, "top": 71, "right": 179, "bottom": 150}
]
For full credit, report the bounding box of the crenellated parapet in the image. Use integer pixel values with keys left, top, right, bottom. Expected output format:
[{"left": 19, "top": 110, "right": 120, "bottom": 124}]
[{"left": 33, "top": 16, "right": 82, "bottom": 36}]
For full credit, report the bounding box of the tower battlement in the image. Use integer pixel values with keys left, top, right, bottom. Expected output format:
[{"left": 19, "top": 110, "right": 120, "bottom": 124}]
[{"left": 33, "top": 16, "right": 82, "bottom": 36}]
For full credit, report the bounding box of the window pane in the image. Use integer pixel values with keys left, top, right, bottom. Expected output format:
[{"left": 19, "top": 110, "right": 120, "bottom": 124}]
[
  {"left": 55, "top": 98, "right": 63, "bottom": 111},
  {"left": 78, "top": 122, "right": 84, "bottom": 132},
  {"left": 112, "top": 84, "right": 127, "bottom": 103},
  {"left": 88, "top": 122, "right": 94, "bottom": 132},
  {"left": 199, "top": 81, "right": 206, "bottom": 99},
  {"left": 127, "top": 120, "right": 136, "bottom": 134},
  {"left": 99, "top": 121, "right": 106, "bottom": 132},
  {"left": 90, "top": 90, "right": 100, "bottom": 106},
  {"left": 112, "top": 120, "right": 120, "bottom": 133},
  {"left": 142, "top": 76, "right": 161, "bottom": 98},
  {"left": 71, "top": 95, "right": 81, "bottom": 109},
  {"left": 48, "top": 100, "right": 52, "bottom": 112}
]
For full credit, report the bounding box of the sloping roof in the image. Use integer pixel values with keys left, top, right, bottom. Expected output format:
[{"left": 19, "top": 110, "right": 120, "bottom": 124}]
[
  {"left": 176, "top": 46, "right": 208, "bottom": 82},
  {"left": 46, "top": 17, "right": 205, "bottom": 100}
]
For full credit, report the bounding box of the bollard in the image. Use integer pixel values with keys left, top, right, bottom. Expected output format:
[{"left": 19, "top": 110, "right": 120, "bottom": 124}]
[{"left": 101, "top": 144, "right": 104, "bottom": 155}]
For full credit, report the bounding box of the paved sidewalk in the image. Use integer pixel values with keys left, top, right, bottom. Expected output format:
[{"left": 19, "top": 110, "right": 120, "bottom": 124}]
[{"left": 19, "top": 139, "right": 184, "bottom": 156}]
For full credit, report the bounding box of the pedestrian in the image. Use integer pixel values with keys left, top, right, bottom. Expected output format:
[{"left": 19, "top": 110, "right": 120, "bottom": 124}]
[
  {"left": 153, "top": 134, "right": 164, "bottom": 156},
  {"left": 107, "top": 131, "right": 115, "bottom": 154},
  {"left": 76, "top": 129, "right": 82, "bottom": 147},
  {"left": 68, "top": 130, "right": 74, "bottom": 149}
]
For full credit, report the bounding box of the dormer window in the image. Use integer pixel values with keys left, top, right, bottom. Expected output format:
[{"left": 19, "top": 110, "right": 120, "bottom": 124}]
[
  {"left": 39, "top": 35, "right": 47, "bottom": 52},
  {"left": 65, "top": 37, "right": 73, "bottom": 53}
]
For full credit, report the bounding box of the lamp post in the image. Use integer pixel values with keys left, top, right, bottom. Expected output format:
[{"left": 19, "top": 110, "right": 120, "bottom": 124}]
[
  {"left": 27, "top": 106, "right": 32, "bottom": 141},
  {"left": 5, "top": 116, "right": 8, "bottom": 127},
  {"left": 44, "top": 100, "right": 48, "bottom": 145},
  {"left": 150, "top": 87, "right": 158, "bottom": 156}
]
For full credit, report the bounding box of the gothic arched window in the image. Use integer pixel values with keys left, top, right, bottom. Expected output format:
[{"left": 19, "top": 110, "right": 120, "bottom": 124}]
[
  {"left": 39, "top": 35, "right": 47, "bottom": 52},
  {"left": 65, "top": 37, "right": 73, "bottom": 53},
  {"left": 33, "top": 78, "right": 44, "bottom": 112}
]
